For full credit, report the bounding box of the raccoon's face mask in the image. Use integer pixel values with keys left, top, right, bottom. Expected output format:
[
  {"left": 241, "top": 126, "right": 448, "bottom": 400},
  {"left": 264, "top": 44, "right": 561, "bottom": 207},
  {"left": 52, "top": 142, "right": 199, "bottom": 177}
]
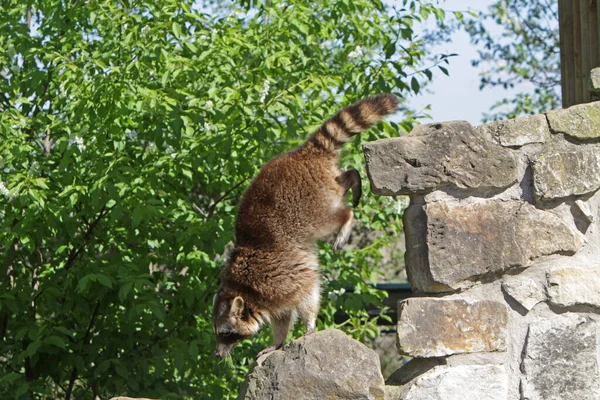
[{"left": 212, "top": 292, "right": 258, "bottom": 358}]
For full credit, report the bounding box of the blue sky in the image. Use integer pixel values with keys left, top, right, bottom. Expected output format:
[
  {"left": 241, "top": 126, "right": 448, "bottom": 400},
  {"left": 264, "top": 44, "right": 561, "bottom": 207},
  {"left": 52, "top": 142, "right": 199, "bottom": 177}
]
[{"left": 410, "top": 0, "right": 530, "bottom": 125}]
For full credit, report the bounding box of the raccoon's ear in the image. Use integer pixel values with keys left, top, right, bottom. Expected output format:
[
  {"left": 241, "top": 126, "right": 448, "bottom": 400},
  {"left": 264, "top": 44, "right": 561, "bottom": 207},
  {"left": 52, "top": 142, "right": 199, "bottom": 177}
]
[{"left": 231, "top": 296, "right": 244, "bottom": 316}]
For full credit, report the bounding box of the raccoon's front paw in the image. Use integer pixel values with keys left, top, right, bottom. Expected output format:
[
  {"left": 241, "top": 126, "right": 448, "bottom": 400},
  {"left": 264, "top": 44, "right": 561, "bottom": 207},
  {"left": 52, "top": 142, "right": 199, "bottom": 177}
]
[
  {"left": 256, "top": 345, "right": 278, "bottom": 358},
  {"left": 305, "top": 327, "right": 316, "bottom": 336},
  {"left": 333, "top": 230, "right": 350, "bottom": 251}
]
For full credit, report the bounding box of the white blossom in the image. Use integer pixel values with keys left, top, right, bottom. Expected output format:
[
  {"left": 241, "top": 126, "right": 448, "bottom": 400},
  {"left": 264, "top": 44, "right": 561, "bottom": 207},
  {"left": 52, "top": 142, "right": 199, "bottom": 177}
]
[
  {"left": 496, "top": 59, "right": 508, "bottom": 69},
  {"left": 511, "top": 17, "right": 522, "bottom": 33},
  {"left": 141, "top": 25, "right": 150, "bottom": 36},
  {"left": 327, "top": 287, "right": 346, "bottom": 302},
  {"left": 395, "top": 197, "right": 409, "bottom": 214},
  {"left": 28, "top": 161, "right": 39, "bottom": 176},
  {"left": 71, "top": 136, "right": 85, "bottom": 152},
  {"left": 205, "top": 100, "right": 214, "bottom": 109},
  {"left": 0, "top": 181, "right": 10, "bottom": 198},
  {"left": 165, "top": 144, "right": 177, "bottom": 158},
  {"left": 259, "top": 79, "right": 270, "bottom": 103},
  {"left": 348, "top": 45, "right": 363, "bottom": 59},
  {"left": 203, "top": 122, "right": 212, "bottom": 132},
  {"left": 147, "top": 142, "right": 157, "bottom": 153}
]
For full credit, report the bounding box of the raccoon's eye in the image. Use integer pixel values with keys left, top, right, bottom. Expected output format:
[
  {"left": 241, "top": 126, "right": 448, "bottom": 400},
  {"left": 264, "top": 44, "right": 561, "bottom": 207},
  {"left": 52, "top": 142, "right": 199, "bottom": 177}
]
[{"left": 221, "top": 331, "right": 232, "bottom": 337}]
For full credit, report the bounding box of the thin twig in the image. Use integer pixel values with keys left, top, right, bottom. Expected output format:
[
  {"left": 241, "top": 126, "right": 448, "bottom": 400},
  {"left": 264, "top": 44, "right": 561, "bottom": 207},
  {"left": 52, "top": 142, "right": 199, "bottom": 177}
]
[{"left": 64, "top": 206, "right": 109, "bottom": 271}]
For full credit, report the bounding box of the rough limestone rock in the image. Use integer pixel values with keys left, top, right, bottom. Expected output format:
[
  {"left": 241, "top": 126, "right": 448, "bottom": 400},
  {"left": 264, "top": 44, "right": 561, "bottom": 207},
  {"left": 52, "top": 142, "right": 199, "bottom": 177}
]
[
  {"left": 533, "top": 146, "right": 600, "bottom": 199},
  {"left": 398, "top": 365, "right": 508, "bottom": 400},
  {"left": 363, "top": 120, "right": 518, "bottom": 195},
  {"left": 501, "top": 276, "right": 546, "bottom": 311},
  {"left": 575, "top": 199, "right": 596, "bottom": 223},
  {"left": 238, "top": 329, "right": 385, "bottom": 400},
  {"left": 480, "top": 114, "right": 549, "bottom": 147},
  {"left": 546, "top": 101, "right": 600, "bottom": 140},
  {"left": 521, "top": 314, "right": 600, "bottom": 400},
  {"left": 404, "top": 200, "right": 583, "bottom": 292},
  {"left": 591, "top": 67, "right": 600, "bottom": 94},
  {"left": 546, "top": 265, "right": 600, "bottom": 307},
  {"left": 396, "top": 298, "right": 508, "bottom": 357}
]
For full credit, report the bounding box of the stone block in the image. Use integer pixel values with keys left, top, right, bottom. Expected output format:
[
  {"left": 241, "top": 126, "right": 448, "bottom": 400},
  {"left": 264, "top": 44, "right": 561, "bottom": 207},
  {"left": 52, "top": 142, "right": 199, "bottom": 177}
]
[
  {"left": 363, "top": 120, "right": 518, "bottom": 195},
  {"left": 590, "top": 67, "right": 600, "bottom": 94},
  {"left": 547, "top": 265, "right": 600, "bottom": 307},
  {"left": 521, "top": 314, "right": 600, "bottom": 400},
  {"left": 238, "top": 329, "right": 385, "bottom": 400},
  {"left": 481, "top": 114, "right": 549, "bottom": 147},
  {"left": 575, "top": 199, "right": 595, "bottom": 223},
  {"left": 533, "top": 146, "right": 600, "bottom": 199},
  {"left": 546, "top": 101, "right": 600, "bottom": 140},
  {"left": 501, "top": 276, "right": 546, "bottom": 311},
  {"left": 396, "top": 298, "right": 508, "bottom": 357},
  {"left": 400, "top": 364, "right": 508, "bottom": 400},
  {"left": 404, "top": 200, "right": 582, "bottom": 292}
]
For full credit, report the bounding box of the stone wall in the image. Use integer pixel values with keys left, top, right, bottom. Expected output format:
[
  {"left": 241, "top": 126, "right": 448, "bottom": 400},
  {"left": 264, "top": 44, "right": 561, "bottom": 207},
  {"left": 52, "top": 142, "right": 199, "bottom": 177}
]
[{"left": 364, "top": 100, "right": 600, "bottom": 399}]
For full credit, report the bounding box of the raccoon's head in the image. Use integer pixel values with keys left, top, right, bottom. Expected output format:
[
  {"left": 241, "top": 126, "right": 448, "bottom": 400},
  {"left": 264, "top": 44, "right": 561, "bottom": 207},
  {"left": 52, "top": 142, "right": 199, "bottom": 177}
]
[{"left": 212, "top": 288, "right": 261, "bottom": 358}]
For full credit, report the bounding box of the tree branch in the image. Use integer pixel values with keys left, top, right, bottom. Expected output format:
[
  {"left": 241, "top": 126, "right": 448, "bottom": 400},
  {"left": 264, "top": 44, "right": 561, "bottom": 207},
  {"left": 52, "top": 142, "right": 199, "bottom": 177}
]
[
  {"left": 65, "top": 302, "right": 100, "bottom": 400},
  {"left": 64, "top": 206, "right": 109, "bottom": 271}
]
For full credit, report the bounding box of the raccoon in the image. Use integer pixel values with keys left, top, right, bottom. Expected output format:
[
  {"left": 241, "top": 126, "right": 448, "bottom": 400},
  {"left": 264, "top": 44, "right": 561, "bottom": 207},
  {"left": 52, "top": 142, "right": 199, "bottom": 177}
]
[{"left": 212, "top": 94, "right": 399, "bottom": 358}]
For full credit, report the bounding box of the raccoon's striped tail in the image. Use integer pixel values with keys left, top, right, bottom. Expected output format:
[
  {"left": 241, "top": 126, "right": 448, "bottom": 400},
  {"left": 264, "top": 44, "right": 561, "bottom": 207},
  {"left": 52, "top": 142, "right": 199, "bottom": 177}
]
[{"left": 305, "top": 94, "right": 399, "bottom": 152}]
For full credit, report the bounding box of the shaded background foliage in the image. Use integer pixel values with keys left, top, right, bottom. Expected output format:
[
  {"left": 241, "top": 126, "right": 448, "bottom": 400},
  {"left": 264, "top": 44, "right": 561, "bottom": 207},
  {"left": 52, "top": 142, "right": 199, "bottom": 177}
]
[{"left": 0, "top": 0, "right": 451, "bottom": 398}]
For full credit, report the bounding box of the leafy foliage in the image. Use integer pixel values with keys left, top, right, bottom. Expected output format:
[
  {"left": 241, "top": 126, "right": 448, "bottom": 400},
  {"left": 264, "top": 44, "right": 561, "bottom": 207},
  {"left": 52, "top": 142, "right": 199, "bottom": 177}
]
[
  {"left": 0, "top": 0, "right": 448, "bottom": 398},
  {"left": 464, "top": 0, "right": 560, "bottom": 121}
]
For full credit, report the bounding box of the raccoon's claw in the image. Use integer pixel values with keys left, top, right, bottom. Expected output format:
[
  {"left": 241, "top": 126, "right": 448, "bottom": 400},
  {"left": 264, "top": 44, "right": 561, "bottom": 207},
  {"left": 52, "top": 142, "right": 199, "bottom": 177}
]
[
  {"left": 257, "top": 345, "right": 278, "bottom": 358},
  {"left": 305, "top": 327, "right": 316, "bottom": 336}
]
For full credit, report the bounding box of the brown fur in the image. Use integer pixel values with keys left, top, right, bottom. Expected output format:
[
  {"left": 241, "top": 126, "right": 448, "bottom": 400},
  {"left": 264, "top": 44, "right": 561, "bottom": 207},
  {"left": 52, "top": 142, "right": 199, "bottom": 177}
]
[{"left": 213, "top": 94, "right": 399, "bottom": 358}]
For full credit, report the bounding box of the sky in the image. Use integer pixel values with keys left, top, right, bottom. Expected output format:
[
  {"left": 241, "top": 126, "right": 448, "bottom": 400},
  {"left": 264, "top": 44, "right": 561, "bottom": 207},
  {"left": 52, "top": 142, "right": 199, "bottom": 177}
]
[{"left": 409, "top": 0, "right": 529, "bottom": 125}]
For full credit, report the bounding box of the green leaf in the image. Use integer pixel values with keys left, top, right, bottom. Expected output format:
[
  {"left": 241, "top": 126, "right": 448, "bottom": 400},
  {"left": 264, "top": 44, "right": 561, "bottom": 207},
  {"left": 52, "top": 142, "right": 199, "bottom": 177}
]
[
  {"left": 119, "top": 282, "right": 133, "bottom": 302},
  {"left": 132, "top": 206, "right": 144, "bottom": 227},
  {"left": 97, "top": 274, "right": 113, "bottom": 289},
  {"left": 410, "top": 77, "right": 420, "bottom": 94},
  {"left": 172, "top": 22, "right": 182, "bottom": 38},
  {"left": 43, "top": 335, "right": 66, "bottom": 349}
]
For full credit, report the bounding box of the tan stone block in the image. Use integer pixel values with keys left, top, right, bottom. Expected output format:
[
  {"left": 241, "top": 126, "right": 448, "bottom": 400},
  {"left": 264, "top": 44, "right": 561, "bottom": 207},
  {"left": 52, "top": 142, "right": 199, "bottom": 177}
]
[{"left": 396, "top": 298, "right": 508, "bottom": 357}]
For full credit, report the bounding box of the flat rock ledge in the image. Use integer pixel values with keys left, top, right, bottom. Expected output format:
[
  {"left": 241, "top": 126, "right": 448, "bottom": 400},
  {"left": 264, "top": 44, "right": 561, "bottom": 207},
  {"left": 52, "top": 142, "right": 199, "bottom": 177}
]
[{"left": 363, "top": 120, "right": 518, "bottom": 195}]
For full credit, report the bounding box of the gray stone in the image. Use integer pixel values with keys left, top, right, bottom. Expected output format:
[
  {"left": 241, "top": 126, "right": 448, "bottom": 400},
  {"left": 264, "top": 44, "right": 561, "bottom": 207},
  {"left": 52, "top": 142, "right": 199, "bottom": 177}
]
[
  {"left": 547, "top": 265, "right": 600, "bottom": 308},
  {"left": 404, "top": 200, "right": 583, "bottom": 292},
  {"left": 363, "top": 120, "right": 518, "bottom": 195},
  {"left": 533, "top": 146, "right": 600, "bottom": 199},
  {"left": 238, "top": 329, "right": 385, "bottom": 400},
  {"left": 575, "top": 199, "right": 595, "bottom": 223},
  {"left": 590, "top": 67, "right": 600, "bottom": 94},
  {"left": 521, "top": 314, "right": 600, "bottom": 400},
  {"left": 401, "top": 365, "right": 508, "bottom": 400},
  {"left": 546, "top": 101, "right": 600, "bottom": 140},
  {"left": 396, "top": 298, "right": 508, "bottom": 357},
  {"left": 481, "top": 114, "right": 549, "bottom": 147},
  {"left": 501, "top": 276, "right": 546, "bottom": 311},
  {"left": 384, "top": 385, "right": 404, "bottom": 400}
]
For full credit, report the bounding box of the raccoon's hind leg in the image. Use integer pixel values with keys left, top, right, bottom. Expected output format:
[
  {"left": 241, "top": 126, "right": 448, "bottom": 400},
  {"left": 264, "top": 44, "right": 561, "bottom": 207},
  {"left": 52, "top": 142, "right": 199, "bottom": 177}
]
[
  {"left": 333, "top": 207, "right": 353, "bottom": 251},
  {"left": 257, "top": 311, "right": 294, "bottom": 358},
  {"left": 336, "top": 169, "right": 362, "bottom": 207},
  {"left": 297, "top": 282, "right": 321, "bottom": 335}
]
